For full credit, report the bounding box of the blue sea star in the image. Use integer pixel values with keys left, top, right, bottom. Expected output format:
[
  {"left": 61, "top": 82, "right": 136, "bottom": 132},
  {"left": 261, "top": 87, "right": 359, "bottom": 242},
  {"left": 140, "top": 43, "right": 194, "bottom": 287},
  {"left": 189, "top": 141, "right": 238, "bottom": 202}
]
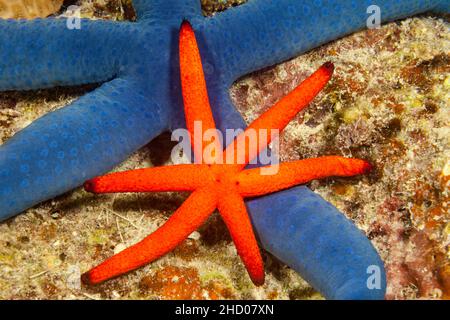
[{"left": 0, "top": 0, "right": 448, "bottom": 299}]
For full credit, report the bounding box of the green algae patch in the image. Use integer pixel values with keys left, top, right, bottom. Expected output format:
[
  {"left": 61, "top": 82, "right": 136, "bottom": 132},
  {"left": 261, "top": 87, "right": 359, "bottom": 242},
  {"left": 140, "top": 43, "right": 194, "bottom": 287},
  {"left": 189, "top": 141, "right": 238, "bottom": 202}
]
[
  {"left": 87, "top": 228, "right": 111, "bottom": 246},
  {"left": 0, "top": 252, "right": 16, "bottom": 266}
]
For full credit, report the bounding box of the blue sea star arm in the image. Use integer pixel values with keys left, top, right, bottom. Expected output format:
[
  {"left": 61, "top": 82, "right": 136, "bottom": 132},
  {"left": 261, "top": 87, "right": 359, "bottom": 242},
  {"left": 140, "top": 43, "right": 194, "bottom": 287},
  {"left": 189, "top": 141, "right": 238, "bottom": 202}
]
[
  {"left": 204, "top": 0, "right": 449, "bottom": 84},
  {"left": 0, "top": 18, "right": 124, "bottom": 91},
  {"left": 433, "top": 2, "right": 450, "bottom": 13},
  {"left": 0, "top": 77, "right": 170, "bottom": 220},
  {"left": 132, "top": 0, "right": 202, "bottom": 21},
  {"left": 247, "top": 190, "right": 387, "bottom": 300}
]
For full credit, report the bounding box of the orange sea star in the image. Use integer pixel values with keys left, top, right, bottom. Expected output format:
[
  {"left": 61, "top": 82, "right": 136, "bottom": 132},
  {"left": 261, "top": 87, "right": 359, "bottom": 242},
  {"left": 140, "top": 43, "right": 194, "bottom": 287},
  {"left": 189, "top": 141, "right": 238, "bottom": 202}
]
[{"left": 81, "top": 21, "right": 371, "bottom": 286}]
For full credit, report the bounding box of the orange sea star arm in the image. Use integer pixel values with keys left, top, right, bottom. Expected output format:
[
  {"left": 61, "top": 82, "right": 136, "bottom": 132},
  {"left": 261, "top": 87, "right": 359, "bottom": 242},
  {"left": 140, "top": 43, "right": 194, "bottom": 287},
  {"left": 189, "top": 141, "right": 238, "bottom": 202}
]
[
  {"left": 217, "top": 190, "right": 265, "bottom": 285},
  {"left": 224, "top": 62, "right": 334, "bottom": 169},
  {"left": 81, "top": 187, "right": 218, "bottom": 285},
  {"left": 179, "top": 21, "right": 221, "bottom": 163},
  {"left": 237, "top": 156, "right": 372, "bottom": 197},
  {"left": 84, "top": 164, "right": 212, "bottom": 193}
]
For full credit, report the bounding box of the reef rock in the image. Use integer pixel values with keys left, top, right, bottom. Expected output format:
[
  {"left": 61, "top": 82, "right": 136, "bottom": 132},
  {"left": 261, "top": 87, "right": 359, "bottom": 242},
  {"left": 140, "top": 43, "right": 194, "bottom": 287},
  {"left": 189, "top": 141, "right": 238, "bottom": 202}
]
[{"left": 0, "top": 0, "right": 63, "bottom": 19}]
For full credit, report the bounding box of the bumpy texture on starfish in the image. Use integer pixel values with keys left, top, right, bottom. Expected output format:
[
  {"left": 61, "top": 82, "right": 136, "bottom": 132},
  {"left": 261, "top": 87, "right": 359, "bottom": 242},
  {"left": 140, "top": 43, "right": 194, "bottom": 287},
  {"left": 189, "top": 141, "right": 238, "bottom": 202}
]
[
  {"left": 1, "top": 0, "right": 448, "bottom": 299},
  {"left": 81, "top": 22, "right": 371, "bottom": 285}
]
